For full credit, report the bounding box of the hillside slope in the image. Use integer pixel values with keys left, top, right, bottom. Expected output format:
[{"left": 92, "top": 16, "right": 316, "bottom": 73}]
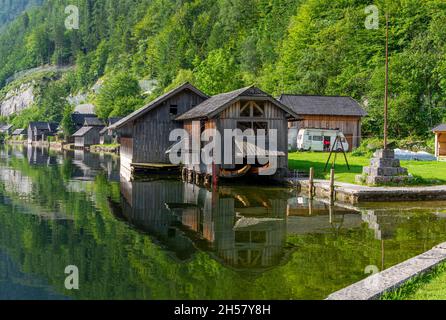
[
  {"left": 0, "top": 0, "right": 42, "bottom": 28},
  {"left": 0, "top": 0, "right": 445, "bottom": 139}
]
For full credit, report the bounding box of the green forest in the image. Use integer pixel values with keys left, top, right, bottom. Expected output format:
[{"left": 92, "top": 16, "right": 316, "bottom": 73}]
[{"left": 0, "top": 0, "right": 445, "bottom": 139}]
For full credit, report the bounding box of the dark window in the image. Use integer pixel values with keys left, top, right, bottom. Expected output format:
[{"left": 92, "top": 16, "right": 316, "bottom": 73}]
[
  {"left": 251, "top": 231, "right": 266, "bottom": 244},
  {"left": 237, "top": 122, "right": 253, "bottom": 132},
  {"left": 240, "top": 102, "right": 251, "bottom": 117},
  {"left": 254, "top": 122, "right": 268, "bottom": 134},
  {"left": 170, "top": 105, "right": 178, "bottom": 116},
  {"left": 253, "top": 102, "right": 265, "bottom": 117},
  {"left": 240, "top": 101, "right": 266, "bottom": 118},
  {"left": 237, "top": 122, "right": 268, "bottom": 134},
  {"left": 235, "top": 231, "right": 251, "bottom": 243}
]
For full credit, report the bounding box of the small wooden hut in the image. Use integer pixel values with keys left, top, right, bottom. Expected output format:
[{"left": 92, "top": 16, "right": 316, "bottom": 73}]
[
  {"left": 433, "top": 124, "right": 446, "bottom": 160},
  {"left": 27, "top": 122, "right": 58, "bottom": 144},
  {"left": 72, "top": 118, "right": 105, "bottom": 149}
]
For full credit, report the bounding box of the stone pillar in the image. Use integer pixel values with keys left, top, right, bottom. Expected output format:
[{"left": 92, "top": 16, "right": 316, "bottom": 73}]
[{"left": 356, "top": 149, "right": 411, "bottom": 185}]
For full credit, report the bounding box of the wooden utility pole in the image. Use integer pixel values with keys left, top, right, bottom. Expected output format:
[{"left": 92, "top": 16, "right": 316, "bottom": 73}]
[{"left": 384, "top": 13, "right": 389, "bottom": 150}]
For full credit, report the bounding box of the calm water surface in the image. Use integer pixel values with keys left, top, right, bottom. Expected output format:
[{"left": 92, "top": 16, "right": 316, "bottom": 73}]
[{"left": 0, "top": 145, "right": 446, "bottom": 300}]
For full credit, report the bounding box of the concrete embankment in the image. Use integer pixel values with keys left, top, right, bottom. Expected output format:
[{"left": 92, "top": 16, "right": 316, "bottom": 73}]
[{"left": 293, "top": 179, "right": 446, "bottom": 204}]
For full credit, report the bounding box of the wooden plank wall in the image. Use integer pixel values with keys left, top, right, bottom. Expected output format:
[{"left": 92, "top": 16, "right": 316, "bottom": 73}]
[
  {"left": 133, "top": 90, "right": 207, "bottom": 164},
  {"left": 289, "top": 115, "right": 362, "bottom": 149},
  {"left": 439, "top": 133, "right": 446, "bottom": 156},
  {"left": 74, "top": 137, "right": 84, "bottom": 148},
  {"left": 120, "top": 137, "right": 133, "bottom": 171}
]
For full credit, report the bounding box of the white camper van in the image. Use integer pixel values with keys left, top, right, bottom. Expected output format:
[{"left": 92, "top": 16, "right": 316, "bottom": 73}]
[{"left": 296, "top": 129, "right": 349, "bottom": 152}]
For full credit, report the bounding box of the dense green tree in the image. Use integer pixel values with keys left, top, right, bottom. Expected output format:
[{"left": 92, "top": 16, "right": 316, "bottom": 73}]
[
  {"left": 95, "top": 72, "right": 143, "bottom": 119},
  {"left": 61, "top": 104, "right": 76, "bottom": 137},
  {"left": 194, "top": 48, "right": 243, "bottom": 95}
]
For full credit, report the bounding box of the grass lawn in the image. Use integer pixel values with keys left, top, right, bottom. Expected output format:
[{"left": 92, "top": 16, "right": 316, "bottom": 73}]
[
  {"left": 381, "top": 263, "right": 446, "bottom": 300},
  {"left": 288, "top": 152, "right": 446, "bottom": 185},
  {"left": 407, "top": 269, "right": 446, "bottom": 300}
]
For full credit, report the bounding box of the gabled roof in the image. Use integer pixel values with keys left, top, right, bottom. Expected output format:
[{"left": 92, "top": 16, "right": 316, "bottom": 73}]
[
  {"left": 0, "top": 124, "right": 13, "bottom": 132},
  {"left": 110, "top": 82, "right": 209, "bottom": 130},
  {"left": 12, "top": 128, "right": 26, "bottom": 135},
  {"left": 29, "top": 122, "right": 59, "bottom": 132},
  {"left": 176, "top": 86, "right": 301, "bottom": 121},
  {"left": 72, "top": 113, "right": 92, "bottom": 126},
  {"left": 84, "top": 117, "right": 104, "bottom": 127},
  {"left": 72, "top": 126, "right": 95, "bottom": 137},
  {"left": 433, "top": 124, "right": 446, "bottom": 132},
  {"left": 278, "top": 94, "right": 367, "bottom": 117}
]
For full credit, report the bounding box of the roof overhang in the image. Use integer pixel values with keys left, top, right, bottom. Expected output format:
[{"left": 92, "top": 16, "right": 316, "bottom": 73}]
[
  {"left": 177, "top": 92, "right": 303, "bottom": 121},
  {"left": 110, "top": 83, "right": 209, "bottom": 130}
]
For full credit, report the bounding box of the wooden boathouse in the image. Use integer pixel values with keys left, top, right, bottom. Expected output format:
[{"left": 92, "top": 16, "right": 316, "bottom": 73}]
[
  {"left": 278, "top": 95, "right": 367, "bottom": 151},
  {"left": 176, "top": 86, "right": 301, "bottom": 181},
  {"left": 27, "top": 122, "right": 58, "bottom": 144},
  {"left": 109, "top": 82, "right": 209, "bottom": 175},
  {"left": 72, "top": 117, "right": 105, "bottom": 149}
]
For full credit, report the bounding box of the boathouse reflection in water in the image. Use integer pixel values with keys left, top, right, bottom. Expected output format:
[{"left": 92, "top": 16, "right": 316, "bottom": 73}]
[{"left": 115, "top": 178, "right": 362, "bottom": 271}]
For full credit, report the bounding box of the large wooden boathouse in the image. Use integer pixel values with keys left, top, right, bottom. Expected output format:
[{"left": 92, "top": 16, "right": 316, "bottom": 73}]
[
  {"left": 176, "top": 86, "right": 300, "bottom": 180},
  {"left": 109, "top": 83, "right": 209, "bottom": 175}
]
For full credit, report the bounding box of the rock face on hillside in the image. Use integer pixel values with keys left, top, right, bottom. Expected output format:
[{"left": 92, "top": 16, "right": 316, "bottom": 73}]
[{"left": 0, "top": 83, "right": 35, "bottom": 117}]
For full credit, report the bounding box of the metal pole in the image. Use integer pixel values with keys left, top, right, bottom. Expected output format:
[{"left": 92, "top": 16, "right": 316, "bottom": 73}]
[
  {"left": 330, "top": 168, "right": 335, "bottom": 205},
  {"left": 384, "top": 13, "right": 389, "bottom": 150},
  {"left": 309, "top": 167, "right": 314, "bottom": 200}
]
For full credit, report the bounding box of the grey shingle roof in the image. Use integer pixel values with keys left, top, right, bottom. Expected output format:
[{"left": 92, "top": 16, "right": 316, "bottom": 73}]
[
  {"left": 84, "top": 117, "right": 104, "bottom": 126},
  {"left": 72, "top": 126, "right": 94, "bottom": 137},
  {"left": 110, "top": 82, "right": 209, "bottom": 130},
  {"left": 72, "top": 113, "right": 93, "bottom": 126},
  {"left": 278, "top": 95, "right": 367, "bottom": 117},
  {"left": 176, "top": 86, "right": 300, "bottom": 120},
  {"left": 433, "top": 124, "right": 446, "bottom": 132},
  {"left": 29, "top": 122, "right": 59, "bottom": 132},
  {"left": 176, "top": 87, "right": 251, "bottom": 120},
  {"left": 12, "top": 129, "right": 26, "bottom": 135}
]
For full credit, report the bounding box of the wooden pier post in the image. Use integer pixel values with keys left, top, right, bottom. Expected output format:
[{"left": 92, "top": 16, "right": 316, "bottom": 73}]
[
  {"left": 330, "top": 168, "right": 335, "bottom": 204},
  {"left": 309, "top": 167, "right": 314, "bottom": 200}
]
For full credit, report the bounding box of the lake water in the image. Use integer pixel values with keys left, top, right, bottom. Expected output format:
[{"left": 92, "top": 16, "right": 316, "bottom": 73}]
[{"left": 0, "top": 145, "right": 446, "bottom": 300}]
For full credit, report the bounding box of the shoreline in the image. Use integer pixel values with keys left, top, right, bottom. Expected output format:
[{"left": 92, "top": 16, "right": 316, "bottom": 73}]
[{"left": 292, "top": 178, "right": 446, "bottom": 204}]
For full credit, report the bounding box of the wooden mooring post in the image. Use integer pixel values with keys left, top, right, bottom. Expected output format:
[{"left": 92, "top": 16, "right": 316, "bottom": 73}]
[
  {"left": 329, "top": 168, "right": 335, "bottom": 204},
  {"left": 308, "top": 167, "right": 314, "bottom": 200}
]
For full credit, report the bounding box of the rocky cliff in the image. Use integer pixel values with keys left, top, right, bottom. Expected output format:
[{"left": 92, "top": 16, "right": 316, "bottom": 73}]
[{"left": 0, "top": 82, "right": 35, "bottom": 117}]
